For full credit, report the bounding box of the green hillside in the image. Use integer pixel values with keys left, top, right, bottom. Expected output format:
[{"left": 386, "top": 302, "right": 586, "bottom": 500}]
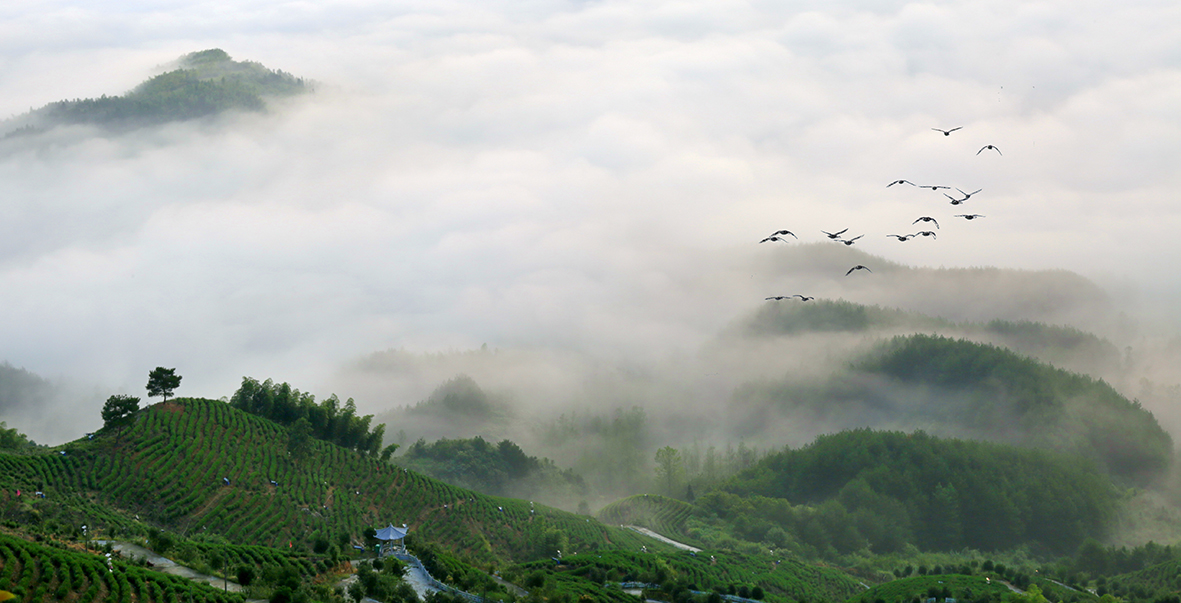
[
  {"left": 0, "top": 398, "right": 661, "bottom": 566},
  {"left": 0, "top": 531, "right": 243, "bottom": 603},
  {"left": 860, "top": 335, "right": 1171, "bottom": 482},
  {"left": 716, "top": 430, "right": 1118, "bottom": 555},
  {"left": 850, "top": 574, "right": 1012, "bottom": 603},
  {"left": 597, "top": 495, "right": 702, "bottom": 542},
  {"left": 733, "top": 334, "right": 1170, "bottom": 485},
  {"left": 0, "top": 397, "right": 892, "bottom": 602},
  {"left": 511, "top": 548, "right": 864, "bottom": 603},
  {"left": 3, "top": 48, "right": 309, "bottom": 137}
]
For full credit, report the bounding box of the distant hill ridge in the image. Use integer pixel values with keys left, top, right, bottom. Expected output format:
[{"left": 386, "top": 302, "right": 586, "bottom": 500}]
[
  {"left": 731, "top": 333, "right": 1170, "bottom": 484},
  {"left": 3, "top": 49, "right": 310, "bottom": 137}
]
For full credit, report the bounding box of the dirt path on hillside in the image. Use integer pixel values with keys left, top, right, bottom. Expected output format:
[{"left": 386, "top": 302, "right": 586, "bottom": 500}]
[
  {"left": 98, "top": 540, "right": 246, "bottom": 593},
  {"left": 624, "top": 526, "right": 702, "bottom": 553}
]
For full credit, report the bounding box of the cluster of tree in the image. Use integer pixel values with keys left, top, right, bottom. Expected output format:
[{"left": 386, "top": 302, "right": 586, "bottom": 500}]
[
  {"left": 397, "top": 436, "right": 587, "bottom": 499},
  {"left": 1070, "top": 539, "right": 1181, "bottom": 580},
  {"left": 858, "top": 334, "right": 1173, "bottom": 483},
  {"left": 0, "top": 421, "right": 33, "bottom": 449},
  {"left": 404, "top": 375, "right": 511, "bottom": 424},
  {"left": 742, "top": 298, "right": 946, "bottom": 335},
  {"left": 349, "top": 558, "right": 417, "bottom": 603},
  {"left": 229, "top": 377, "right": 385, "bottom": 457},
  {"left": 535, "top": 406, "right": 653, "bottom": 495},
  {"left": 652, "top": 441, "right": 767, "bottom": 500},
  {"left": 714, "top": 429, "right": 1118, "bottom": 555},
  {"left": 19, "top": 48, "right": 310, "bottom": 132}
]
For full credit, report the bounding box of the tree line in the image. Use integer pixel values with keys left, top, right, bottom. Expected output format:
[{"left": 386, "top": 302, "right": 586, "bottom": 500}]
[{"left": 229, "top": 377, "right": 385, "bottom": 457}]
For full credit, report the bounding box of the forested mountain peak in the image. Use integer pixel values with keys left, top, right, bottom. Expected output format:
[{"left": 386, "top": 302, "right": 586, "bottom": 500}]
[
  {"left": 731, "top": 334, "right": 1172, "bottom": 485},
  {"left": 2, "top": 49, "right": 310, "bottom": 138}
]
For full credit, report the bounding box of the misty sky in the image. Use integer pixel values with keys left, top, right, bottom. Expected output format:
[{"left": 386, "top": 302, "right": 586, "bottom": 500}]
[{"left": 2, "top": 0, "right": 1181, "bottom": 418}]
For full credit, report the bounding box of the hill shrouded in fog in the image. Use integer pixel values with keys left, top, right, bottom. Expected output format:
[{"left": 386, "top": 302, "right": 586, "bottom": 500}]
[
  {"left": 1, "top": 48, "right": 310, "bottom": 139},
  {"left": 340, "top": 248, "right": 1171, "bottom": 511},
  {"left": 3, "top": 6, "right": 1181, "bottom": 601}
]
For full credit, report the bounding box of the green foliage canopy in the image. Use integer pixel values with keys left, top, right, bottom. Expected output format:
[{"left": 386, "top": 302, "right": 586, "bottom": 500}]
[
  {"left": 719, "top": 429, "right": 1119, "bottom": 555},
  {"left": 101, "top": 394, "right": 141, "bottom": 428},
  {"left": 230, "top": 377, "right": 384, "bottom": 456},
  {"left": 146, "top": 367, "right": 181, "bottom": 402}
]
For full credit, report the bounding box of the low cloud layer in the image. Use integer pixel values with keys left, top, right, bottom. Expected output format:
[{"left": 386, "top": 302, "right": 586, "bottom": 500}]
[{"left": 2, "top": 0, "right": 1181, "bottom": 442}]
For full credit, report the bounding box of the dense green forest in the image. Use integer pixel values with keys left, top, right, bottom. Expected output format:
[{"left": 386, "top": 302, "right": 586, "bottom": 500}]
[
  {"left": 396, "top": 436, "right": 587, "bottom": 500},
  {"left": 715, "top": 429, "right": 1118, "bottom": 555},
  {"left": 859, "top": 335, "right": 1171, "bottom": 482},
  {"left": 3, "top": 48, "right": 309, "bottom": 137},
  {"left": 732, "top": 334, "right": 1170, "bottom": 486}
]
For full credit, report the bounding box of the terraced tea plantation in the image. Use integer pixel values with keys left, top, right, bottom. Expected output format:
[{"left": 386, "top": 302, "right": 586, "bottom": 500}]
[
  {"left": 597, "top": 494, "right": 701, "bottom": 542},
  {"left": 0, "top": 398, "right": 661, "bottom": 565},
  {"left": 0, "top": 532, "right": 243, "bottom": 603}
]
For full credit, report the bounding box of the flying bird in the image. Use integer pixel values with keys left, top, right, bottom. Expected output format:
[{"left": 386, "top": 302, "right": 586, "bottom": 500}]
[
  {"left": 759, "top": 235, "right": 795, "bottom": 243},
  {"left": 977, "top": 145, "right": 1002, "bottom": 155},
  {"left": 954, "top": 214, "right": 985, "bottom": 220},
  {"left": 956, "top": 188, "right": 983, "bottom": 199},
  {"left": 915, "top": 231, "right": 937, "bottom": 239},
  {"left": 836, "top": 235, "right": 864, "bottom": 246},
  {"left": 917, "top": 184, "right": 951, "bottom": 190},
  {"left": 765, "top": 229, "right": 798, "bottom": 239},
  {"left": 846, "top": 265, "right": 872, "bottom": 276},
  {"left": 821, "top": 228, "right": 849, "bottom": 239},
  {"left": 887, "top": 234, "right": 915, "bottom": 241},
  {"left": 765, "top": 296, "right": 792, "bottom": 301},
  {"left": 932, "top": 127, "right": 963, "bottom": 136},
  {"left": 794, "top": 295, "right": 815, "bottom": 301},
  {"left": 886, "top": 179, "right": 915, "bottom": 187},
  {"left": 913, "top": 216, "right": 939, "bottom": 228}
]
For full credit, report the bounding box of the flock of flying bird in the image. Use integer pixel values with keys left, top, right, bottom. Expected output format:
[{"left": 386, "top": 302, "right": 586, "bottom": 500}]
[{"left": 763, "top": 126, "right": 999, "bottom": 302}]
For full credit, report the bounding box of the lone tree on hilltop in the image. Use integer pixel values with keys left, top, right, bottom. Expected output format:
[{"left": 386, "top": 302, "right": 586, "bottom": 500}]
[
  {"left": 146, "top": 367, "right": 182, "bottom": 402},
  {"left": 101, "top": 394, "right": 141, "bottom": 429}
]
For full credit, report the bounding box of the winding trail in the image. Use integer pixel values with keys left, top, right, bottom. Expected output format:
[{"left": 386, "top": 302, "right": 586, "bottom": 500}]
[
  {"left": 97, "top": 540, "right": 248, "bottom": 595},
  {"left": 623, "top": 526, "right": 702, "bottom": 553}
]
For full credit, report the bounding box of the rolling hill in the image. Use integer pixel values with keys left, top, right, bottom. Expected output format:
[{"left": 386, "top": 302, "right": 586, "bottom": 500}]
[
  {"left": 730, "top": 334, "right": 1171, "bottom": 485},
  {"left": 2, "top": 48, "right": 310, "bottom": 138},
  {"left": 0, "top": 396, "right": 875, "bottom": 602}
]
